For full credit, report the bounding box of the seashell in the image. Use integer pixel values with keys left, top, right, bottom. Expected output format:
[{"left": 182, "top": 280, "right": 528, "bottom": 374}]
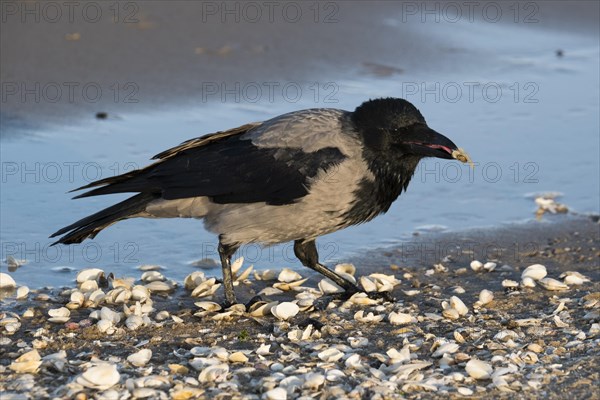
[
  {"left": 345, "top": 353, "right": 363, "bottom": 369},
  {"left": 10, "top": 349, "right": 42, "bottom": 373},
  {"left": 256, "top": 344, "right": 271, "bottom": 356},
  {"left": 16, "top": 286, "right": 29, "bottom": 299},
  {"left": 23, "top": 308, "right": 34, "bottom": 318},
  {"left": 387, "top": 347, "right": 410, "bottom": 364},
  {"left": 198, "top": 363, "right": 229, "bottom": 383},
  {"left": 539, "top": 277, "right": 569, "bottom": 291},
  {"left": 465, "top": 359, "right": 493, "bottom": 380},
  {"left": 110, "top": 277, "right": 134, "bottom": 289},
  {"left": 479, "top": 289, "right": 494, "bottom": 305},
  {"left": 125, "top": 315, "right": 144, "bottom": 330},
  {"left": 432, "top": 342, "right": 459, "bottom": 358},
  {"left": 442, "top": 308, "right": 460, "bottom": 320},
  {"left": 97, "top": 319, "right": 114, "bottom": 333},
  {"left": 249, "top": 301, "right": 278, "bottom": 317},
  {"left": 273, "top": 278, "right": 309, "bottom": 291},
  {"left": 389, "top": 311, "right": 414, "bottom": 325},
  {"left": 76, "top": 364, "right": 120, "bottom": 390},
  {"left": 318, "top": 348, "right": 344, "bottom": 362},
  {"left": 168, "top": 364, "right": 189, "bottom": 374},
  {"left": 230, "top": 257, "right": 244, "bottom": 274},
  {"left": 184, "top": 271, "right": 206, "bottom": 290},
  {"left": 560, "top": 271, "right": 590, "bottom": 285},
  {"left": 354, "top": 310, "right": 384, "bottom": 323},
  {"left": 48, "top": 307, "right": 70, "bottom": 323},
  {"left": 228, "top": 352, "right": 248, "bottom": 363},
  {"left": 318, "top": 278, "right": 344, "bottom": 294},
  {"left": 335, "top": 263, "right": 356, "bottom": 276},
  {"left": 69, "top": 290, "right": 85, "bottom": 305},
  {"left": 76, "top": 268, "right": 105, "bottom": 283},
  {"left": 348, "top": 292, "right": 379, "bottom": 306},
  {"left": 348, "top": 337, "right": 369, "bottom": 348},
  {"left": 483, "top": 262, "right": 497, "bottom": 272},
  {"left": 521, "top": 264, "right": 547, "bottom": 281},
  {"left": 138, "top": 264, "right": 162, "bottom": 271},
  {"left": 235, "top": 265, "right": 253, "bottom": 282},
  {"left": 191, "top": 279, "right": 220, "bottom": 298},
  {"left": 131, "top": 285, "right": 150, "bottom": 302},
  {"left": 195, "top": 301, "right": 222, "bottom": 312},
  {"left": 258, "top": 287, "right": 283, "bottom": 296},
  {"left": 253, "top": 269, "right": 279, "bottom": 281},
  {"left": 271, "top": 302, "right": 299, "bottom": 321},
  {"left": 127, "top": 349, "right": 152, "bottom": 367},
  {"left": 360, "top": 276, "right": 377, "bottom": 292},
  {"left": 278, "top": 268, "right": 302, "bottom": 283},
  {"left": 453, "top": 286, "right": 466, "bottom": 294},
  {"left": 521, "top": 277, "right": 536, "bottom": 288},
  {"left": 264, "top": 387, "right": 287, "bottom": 400},
  {"left": 502, "top": 279, "right": 519, "bottom": 288},
  {"left": 470, "top": 261, "right": 483, "bottom": 272},
  {"left": 141, "top": 270, "right": 165, "bottom": 282},
  {"left": 146, "top": 280, "right": 175, "bottom": 293},
  {"left": 100, "top": 307, "right": 121, "bottom": 323},
  {"left": 454, "top": 330, "right": 466, "bottom": 344},
  {"left": 450, "top": 296, "right": 469, "bottom": 316},
  {"left": 303, "top": 372, "right": 325, "bottom": 389},
  {"left": 458, "top": 387, "right": 474, "bottom": 395},
  {"left": 80, "top": 280, "right": 99, "bottom": 292}
]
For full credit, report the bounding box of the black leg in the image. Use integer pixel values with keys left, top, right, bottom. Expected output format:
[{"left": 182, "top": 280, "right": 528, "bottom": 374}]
[
  {"left": 218, "top": 237, "right": 239, "bottom": 307},
  {"left": 294, "top": 239, "right": 359, "bottom": 292}
]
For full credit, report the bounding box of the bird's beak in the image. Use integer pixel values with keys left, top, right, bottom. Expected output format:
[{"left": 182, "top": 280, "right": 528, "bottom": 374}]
[{"left": 401, "top": 124, "right": 460, "bottom": 160}]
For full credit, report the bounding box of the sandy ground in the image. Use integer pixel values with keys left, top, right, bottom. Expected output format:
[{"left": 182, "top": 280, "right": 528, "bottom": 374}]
[{"left": 1, "top": 214, "right": 598, "bottom": 399}]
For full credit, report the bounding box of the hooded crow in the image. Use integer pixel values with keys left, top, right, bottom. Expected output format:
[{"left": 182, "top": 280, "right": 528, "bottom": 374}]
[{"left": 51, "top": 98, "right": 471, "bottom": 305}]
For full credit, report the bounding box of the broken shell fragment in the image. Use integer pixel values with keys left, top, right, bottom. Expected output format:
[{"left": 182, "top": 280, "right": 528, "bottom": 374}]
[
  {"left": 452, "top": 147, "right": 474, "bottom": 168},
  {"left": 539, "top": 277, "right": 569, "bottom": 291},
  {"left": 10, "top": 349, "right": 42, "bottom": 373},
  {"left": 127, "top": 349, "right": 152, "bottom": 367}
]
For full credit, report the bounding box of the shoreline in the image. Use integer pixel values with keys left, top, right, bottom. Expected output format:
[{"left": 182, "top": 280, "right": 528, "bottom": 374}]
[{"left": 1, "top": 214, "right": 598, "bottom": 398}]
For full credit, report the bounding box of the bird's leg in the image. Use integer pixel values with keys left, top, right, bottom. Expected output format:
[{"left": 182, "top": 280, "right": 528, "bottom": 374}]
[
  {"left": 218, "top": 237, "right": 239, "bottom": 307},
  {"left": 294, "top": 239, "right": 359, "bottom": 293},
  {"left": 294, "top": 239, "right": 395, "bottom": 306}
]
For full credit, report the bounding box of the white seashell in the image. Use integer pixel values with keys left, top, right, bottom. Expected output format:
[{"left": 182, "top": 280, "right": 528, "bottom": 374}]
[
  {"left": 127, "top": 349, "right": 152, "bottom": 367},
  {"left": 453, "top": 286, "right": 466, "bottom": 294},
  {"left": 442, "top": 308, "right": 460, "bottom": 320},
  {"left": 360, "top": 276, "right": 377, "bottom": 292},
  {"left": 521, "top": 264, "right": 547, "bottom": 281},
  {"left": 561, "top": 271, "right": 590, "bottom": 285},
  {"left": 335, "top": 263, "right": 356, "bottom": 276},
  {"left": 432, "top": 342, "right": 459, "bottom": 358},
  {"left": 228, "top": 352, "right": 248, "bottom": 363},
  {"left": 348, "top": 292, "right": 379, "bottom": 306},
  {"left": 389, "top": 311, "right": 414, "bottom": 325},
  {"left": 195, "top": 301, "right": 222, "bottom": 312},
  {"left": 263, "top": 387, "right": 287, "bottom": 400},
  {"left": 387, "top": 347, "right": 410, "bottom": 364},
  {"left": 110, "top": 277, "right": 134, "bottom": 289},
  {"left": 141, "top": 270, "right": 165, "bottom": 282},
  {"left": 80, "top": 280, "right": 99, "bottom": 292},
  {"left": 235, "top": 265, "right": 253, "bottom": 282},
  {"left": 100, "top": 307, "right": 121, "bottom": 323},
  {"left": 483, "top": 262, "right": 497, "bottom": 271},
  {"left": 249, "top": 301, "right": 278, "bottom": 317},
  {"left": 345, "top": 353, "right": 363, "bottom": 369},
  {"left": 354, "top": 310, "right": 384, "bottom": 323},
  {"left": 458, "top": 387, "right": 474, "bottom": 395},
  {"left": 97, "top": 319, "right": 114, "bottom": 333},
  {"left": 479, "top": 289, "right": 494, "bottom": 305},
  {"left": 16, "top": 286, "right": 29, "bottom": 299},
  {"left": 76, "top": 268, "right": 104, "bottom": 283},
  {"left": 256, "top": 344, "right": 271, "bottom": 356},
  {"left": 273, "top": 278, "right": 309, "bottom": 291},
  {"left": 450, "top": 296, "right": 469, "bottom": 316},
  {"left": 465, "top": 359, "right": 493, "bottom": 379},
  {"left": 317, "top": 348, "right": 344, "bottom": 362},
  {"left": 22, "top": 308, "right": 34, "bottom": 318},
  {"left": 131, "top": 285, "right": 150, "bottom": 302},
  {"left": 0, "top": 272, "right": 17, "bottom": 289},
  {"left": 69, "top": 290, "right": 85, "bottom": 305},
  {"left": 77, "top": 364, "right": 120, "bottom": 390},
  {"left": 539, "top": 277, "right": 569, "bottom": 291},
  {"left": 318, "top": 278, "right": 344, "bottom": 294},
  {"left": 184, "top": 271, "right": 206, "bottom": 290},
  {"left": 125, "top": 315, "right": 144, "bottom": 330},
  {"left": 521, "top": 277, "right": 536, "bottom": 288},
  {"left": 48, "top": 307, "right": 70, "bottom": 318},
  {"left": 253, "top": 269, "right": 279, "bottom": 281},
  {"left": 230, "top": 257, "right": 244, "bottom": 274},
  {"left": 278, "top": 268, "right": 302, "bottom": 283},
  {"left": 198, "top": 363, "right": 229, "bottom": 383},
  {"left": 502, "top": 279, "right": 519, "bottom": 288},
  {"left": 303, "top": 372, "right": 325, "bottom": 389},
  {"left": 348, "top": 337, "right": 369, "bottom": 348},
  {"left": 9, "top": 349, "right": 42, "bottom": 373},
  {"left": 88, "top": 289, "right": 106, "bottom": 305},
  {"left": 470, "top": 261, "right": 483, "bottom": 271},
  {"left": 258, "top": 287, "right": 283, "bottom": 296},
  {"left": 190, "top": 279, "right": 220, "bottom": 298},
  {"left": 271, "top": 302, "right": 299, "bottom": 321},
  {"left": 145, "top": 280, "right": 175, "bottom": 293}
]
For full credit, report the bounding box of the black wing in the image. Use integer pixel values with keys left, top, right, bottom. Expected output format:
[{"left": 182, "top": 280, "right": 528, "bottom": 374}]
[{"left": 72, "top": 127, "right": 346, "bottom": 205}]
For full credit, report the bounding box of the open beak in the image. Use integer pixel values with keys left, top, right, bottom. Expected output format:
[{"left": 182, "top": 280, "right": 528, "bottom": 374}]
[{"left": 402, "top": 124, "right": 474, "bottom": 167}]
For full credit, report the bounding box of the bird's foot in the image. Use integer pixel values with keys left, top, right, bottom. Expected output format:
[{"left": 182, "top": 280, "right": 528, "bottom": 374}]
[{"left": 217, "top": 295, "right": 264, "bottom": 312}]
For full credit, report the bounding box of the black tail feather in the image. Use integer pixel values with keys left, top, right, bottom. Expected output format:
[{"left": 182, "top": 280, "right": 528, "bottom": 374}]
[{"left": 50, "top": 193, "right": 158, "bottom": 245}]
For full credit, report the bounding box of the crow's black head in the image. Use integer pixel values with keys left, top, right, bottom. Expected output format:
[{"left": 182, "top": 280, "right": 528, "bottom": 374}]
[{"left": 352, "top": 98, "right": 458, "bottom": 160}]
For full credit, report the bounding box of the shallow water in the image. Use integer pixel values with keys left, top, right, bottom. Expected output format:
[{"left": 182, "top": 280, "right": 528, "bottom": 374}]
[{"left": 1, "top": 16, "right": 598, "bottom": 288}]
